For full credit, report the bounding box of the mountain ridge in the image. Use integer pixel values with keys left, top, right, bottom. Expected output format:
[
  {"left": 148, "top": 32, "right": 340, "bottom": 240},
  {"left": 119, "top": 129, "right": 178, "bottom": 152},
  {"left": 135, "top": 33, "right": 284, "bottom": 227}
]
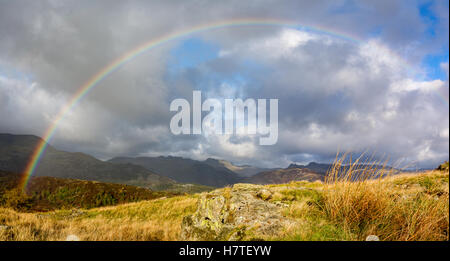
[
  {"left": 0, "top": 134, "right": 174, "bottom": 188},
  {"left": 108, "top": 156, "right": 241, "bottom": 187},
  {"left": 1, "top": 133, "right": 402, "bottom": 188}
]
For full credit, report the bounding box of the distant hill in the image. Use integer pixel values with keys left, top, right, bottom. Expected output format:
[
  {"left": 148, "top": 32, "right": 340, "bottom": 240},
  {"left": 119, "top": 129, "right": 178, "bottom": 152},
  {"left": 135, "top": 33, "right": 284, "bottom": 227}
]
[
  {"left": 287, "top": 162, "right": 332, "bottom": 174},
  {"left": 245, "top": 167, "right": 324, "bottom": 184},
  {"left": 243, "top": 162, "right": 329, "bottom": 185},
  {"left": 245, "top": 160, "right": 403, "bottom": 184},
  {"left": 286, "top": 161, "right": 402, "bottom": 181},
  {"left": 0, "top": 170, "right": 174, "bottom": 212},
  {"left": 109, "top": 156, "right": 241, "bottom": 187},
  {"left": 203, "top": 158, "right": 274, "bottom": 178},
  {"left": 0, "top": 134, "right": 174, "bottom": 188}
]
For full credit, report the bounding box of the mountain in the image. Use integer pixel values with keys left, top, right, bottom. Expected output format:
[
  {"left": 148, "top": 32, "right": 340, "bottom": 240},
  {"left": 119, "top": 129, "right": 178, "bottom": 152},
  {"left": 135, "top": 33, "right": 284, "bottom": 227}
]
[
  {"left": 287, "top": 162, "right": 332, "bottom": 174},
  {"left": 286, "top": 161, "right": 402, "bottom": 181},
  {"left": 0, "top": 134, "right": 174, "bottom": 188},
  {"left": 202, "top": 158, "right": 274, "bottom": 177},
  {"left": 245, "top": 167, "right": 324, "bottom": 184},
  {"left": 109, "top": 156, "right": 241, "bottom": 187},
  {"left": 0, "top": 170, "right": 174, "bottom": 211}
]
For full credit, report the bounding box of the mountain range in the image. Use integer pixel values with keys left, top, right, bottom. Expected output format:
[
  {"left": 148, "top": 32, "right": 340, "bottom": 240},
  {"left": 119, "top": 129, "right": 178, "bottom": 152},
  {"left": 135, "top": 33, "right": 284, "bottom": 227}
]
[
  {"left": 1, "top": 133, "right": 399, "bottom": 188},
  {"left": 108, "top": 156, "right": 241, "bottom": 187},
  {"left": 0, "top": 134, "right": 173, "bottom": 188},
  {"left": 108, "top": 156, "right": 277, "bottom": 187}
]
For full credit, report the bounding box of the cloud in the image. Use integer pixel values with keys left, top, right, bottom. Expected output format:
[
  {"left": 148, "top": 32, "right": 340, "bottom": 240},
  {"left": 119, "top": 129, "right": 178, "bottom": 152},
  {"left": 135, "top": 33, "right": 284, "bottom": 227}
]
[
  {"left": 391, "top": 78, "right": 445, "bottom": 93},
  {"left": 0, "top": 0, "right": 448, "bottom": 168},
  {"left": 178, "top": 28, "right": 449, "bottom": 167}
]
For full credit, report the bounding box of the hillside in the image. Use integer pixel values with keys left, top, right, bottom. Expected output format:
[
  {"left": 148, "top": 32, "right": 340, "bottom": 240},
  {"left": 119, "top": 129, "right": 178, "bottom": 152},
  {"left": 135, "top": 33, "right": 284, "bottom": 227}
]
[
  {"left": 246, "top": 167, "right": 324, "bottom": 184},
  {"left": 202, "top": 158, "right": 273, "bottom": 177},
  {"left": 0, "top": 169, "right": 447, "bottom": 241},
  {"left": 0, "top": 134, "right": 174, "bottom": 188},
  {"left": 288, "top": 162, "right": 401, "bottom": 175},
  {"left": 242, "top": 161, "right": 402, "bottom": 185},
  {"left": 109, "top": 156, "right": 241, "bottom": 187},
  {"left": 287, "top": 162, "right": 332, "bottom": 174},
  {"left": 0, "top": 171, "right": 175, "bottom": 212}
]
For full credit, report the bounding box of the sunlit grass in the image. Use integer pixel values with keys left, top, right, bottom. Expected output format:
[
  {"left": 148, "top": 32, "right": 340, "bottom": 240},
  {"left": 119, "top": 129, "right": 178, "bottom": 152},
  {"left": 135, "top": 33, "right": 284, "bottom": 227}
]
[
  {"left": 0, "top": 157, "right": 448, "bottom": 241},
  {"left": 274, "top": 154, "right": 449, "bottom": 241},
  {"left": 0, "top": 195, "right": 198, "bottom": 241}
]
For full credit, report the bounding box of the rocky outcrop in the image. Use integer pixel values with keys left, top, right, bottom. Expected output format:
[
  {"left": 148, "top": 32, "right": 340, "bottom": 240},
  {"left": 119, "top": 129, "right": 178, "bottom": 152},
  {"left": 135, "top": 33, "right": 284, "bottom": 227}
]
[{"left": 180, "top": 184, "right": 292, "bottom": 241}]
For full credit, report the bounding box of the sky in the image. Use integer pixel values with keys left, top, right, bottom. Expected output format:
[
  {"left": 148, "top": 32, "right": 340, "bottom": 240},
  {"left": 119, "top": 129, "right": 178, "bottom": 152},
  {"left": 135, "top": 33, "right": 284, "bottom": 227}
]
[{"left": 0, "top": 0, "right": 448, "bottom": 168}]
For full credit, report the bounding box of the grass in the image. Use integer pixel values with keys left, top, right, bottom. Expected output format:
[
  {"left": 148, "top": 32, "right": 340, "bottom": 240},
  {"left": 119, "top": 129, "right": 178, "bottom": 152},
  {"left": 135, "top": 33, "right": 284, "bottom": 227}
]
[
  {"left": 0, "top": 195, "right": 198, "bottom": 241},
  {"left": 272, "top": 154, "right": 449, "bottom": 241},
  {"left": 0, "top": 156, "right": 448, "bottom": 241},
  {"left": 148, "top": 182, "right": 215, "bottom": 194}
]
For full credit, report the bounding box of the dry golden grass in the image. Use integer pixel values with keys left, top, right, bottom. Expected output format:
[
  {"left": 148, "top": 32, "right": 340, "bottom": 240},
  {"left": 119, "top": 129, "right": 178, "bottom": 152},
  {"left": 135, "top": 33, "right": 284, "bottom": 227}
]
[
  {"left": 320, "top": 154, "right": 449, "bottom": 241},
  {"left": 0, "top": 195, "right": 197, "bottom": 241},
  {"left": 268, "top": 154, "right": 448, "bottom": 241}
]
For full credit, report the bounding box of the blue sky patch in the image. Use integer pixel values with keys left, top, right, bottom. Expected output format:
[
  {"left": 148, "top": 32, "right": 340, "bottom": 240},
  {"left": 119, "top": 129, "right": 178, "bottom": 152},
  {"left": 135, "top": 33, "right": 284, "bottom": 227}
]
[
  {"left": 167, "top": 37, "right": 220, "bottom": 74},
  {"left": 419, "top": 1, "right": 439, "bottom": 37},
  {"left": 166, "top": 37, "right": 270, "bottom": 96},
  {"left": 421, "top": 51, "right": 449, "bottom": 80}
]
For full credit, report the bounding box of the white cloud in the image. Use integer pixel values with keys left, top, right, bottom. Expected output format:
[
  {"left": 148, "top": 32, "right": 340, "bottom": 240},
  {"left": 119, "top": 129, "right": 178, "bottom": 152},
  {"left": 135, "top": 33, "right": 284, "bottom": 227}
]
[
  {"left": 0, "top": 75, "right": 65, "bottom": 135},
  {"left": 390, "top": 79, "right": 445, "bottom": 93},
  {"left": 219, "top": 28, "right": 318, "bottom": 60}
]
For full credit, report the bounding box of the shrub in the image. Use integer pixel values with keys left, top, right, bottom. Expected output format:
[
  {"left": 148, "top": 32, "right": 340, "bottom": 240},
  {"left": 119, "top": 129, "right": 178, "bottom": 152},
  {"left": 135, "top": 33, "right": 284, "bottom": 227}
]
[{"left": 0, "top": 188, "right": 33, "bottom": 211}]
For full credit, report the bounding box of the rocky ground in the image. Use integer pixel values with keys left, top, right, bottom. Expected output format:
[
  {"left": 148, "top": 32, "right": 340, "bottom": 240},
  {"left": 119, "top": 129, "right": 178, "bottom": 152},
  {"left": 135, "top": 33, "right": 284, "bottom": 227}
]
[{"left": 181, "top": 184, "right": 294, "bottom": 240}]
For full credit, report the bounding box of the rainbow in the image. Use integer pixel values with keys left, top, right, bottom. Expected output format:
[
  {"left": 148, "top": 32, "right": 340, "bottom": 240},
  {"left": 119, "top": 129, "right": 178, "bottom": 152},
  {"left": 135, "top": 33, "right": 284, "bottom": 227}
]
[{"left": 17, "top": 18, "right": 430, "bottom": 190}]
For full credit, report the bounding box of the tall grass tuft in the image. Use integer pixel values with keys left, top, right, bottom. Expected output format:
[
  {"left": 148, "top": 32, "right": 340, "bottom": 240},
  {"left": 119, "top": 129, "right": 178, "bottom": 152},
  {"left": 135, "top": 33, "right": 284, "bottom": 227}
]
[{"left": 322, "top": 153, "right": 449, "bottom": 241}]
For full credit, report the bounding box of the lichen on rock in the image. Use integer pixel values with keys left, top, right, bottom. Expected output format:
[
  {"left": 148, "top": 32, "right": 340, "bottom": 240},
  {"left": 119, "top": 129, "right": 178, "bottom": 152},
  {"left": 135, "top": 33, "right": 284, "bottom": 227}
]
[{"left": 180, "top": 183, "right": 292, "bottom": 240}]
